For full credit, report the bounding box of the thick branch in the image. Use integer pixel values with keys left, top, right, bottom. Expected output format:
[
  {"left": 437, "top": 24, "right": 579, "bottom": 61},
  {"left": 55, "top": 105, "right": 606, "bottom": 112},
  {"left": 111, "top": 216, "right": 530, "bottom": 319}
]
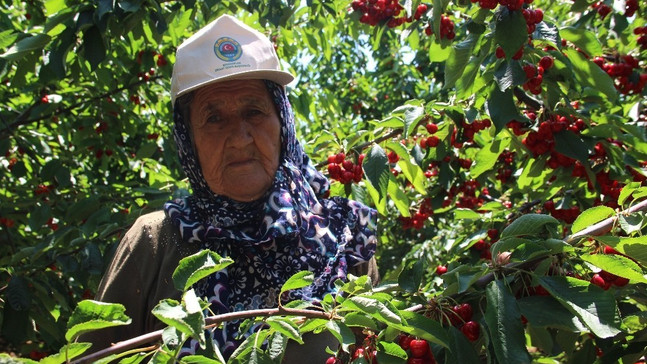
[{"left": 71, "top": 307, "right": 332, "bottom": 364}]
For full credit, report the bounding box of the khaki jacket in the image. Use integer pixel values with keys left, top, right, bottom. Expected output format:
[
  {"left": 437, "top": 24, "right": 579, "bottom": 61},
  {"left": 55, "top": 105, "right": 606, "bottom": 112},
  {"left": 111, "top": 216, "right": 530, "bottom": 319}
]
[{"left": 82, "top": 211, "right": 378, "bottom": 362}]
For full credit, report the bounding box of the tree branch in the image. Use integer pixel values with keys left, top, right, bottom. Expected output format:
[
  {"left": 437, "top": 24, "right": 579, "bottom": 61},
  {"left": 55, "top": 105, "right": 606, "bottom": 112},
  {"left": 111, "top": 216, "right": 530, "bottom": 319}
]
[{"left": 71, "top": 307, "right": 332, "bottom": 364}]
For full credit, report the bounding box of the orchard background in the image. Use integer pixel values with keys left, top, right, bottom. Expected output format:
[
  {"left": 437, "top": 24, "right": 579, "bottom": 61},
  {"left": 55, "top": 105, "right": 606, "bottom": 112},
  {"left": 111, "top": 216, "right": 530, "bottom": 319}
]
[{"left": 1, "top": 0, "right": 646, "bottom": 363}]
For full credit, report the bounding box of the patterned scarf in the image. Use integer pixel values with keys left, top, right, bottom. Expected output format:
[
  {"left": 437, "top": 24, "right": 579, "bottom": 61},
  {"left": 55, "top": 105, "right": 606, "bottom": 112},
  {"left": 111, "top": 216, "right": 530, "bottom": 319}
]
[{"left": 164, "top": 81, "right": 377, "bottom": 358}]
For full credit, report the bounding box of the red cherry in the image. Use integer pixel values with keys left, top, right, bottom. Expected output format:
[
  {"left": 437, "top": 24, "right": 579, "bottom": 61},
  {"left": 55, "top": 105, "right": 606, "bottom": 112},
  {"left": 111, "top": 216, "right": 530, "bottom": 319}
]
[
  {"left": 436, "top": 265, "right": 448, "bottom": 275},
  {"left": 453, "top": 303, "right": 473, "bottom": 322},
  {"left": 399, "top": 334, "right": 413, "bottom": 350},
  {"left": 539, "top": 56, "right": 554, "bottom": 70},
  {"left": 425, "top": 122, "right": 438, "bottom": 134},
  {"left": 603, "top": 246, "right": 619, "bottom": 255},
  {"left": 590, "top": 273, "right": 610, "bottom": 290},
  {"left": 325, "top": 356, "right": 338, "bottom": 364},
  {"left": 461, "top": 321, "right": 480, "bottom": 341},
  {"left": 409, "top": 339, "right": 429, "bottom": 358},
  {"left": 335, "top": 152, "right": 345, "bottom": 164}
]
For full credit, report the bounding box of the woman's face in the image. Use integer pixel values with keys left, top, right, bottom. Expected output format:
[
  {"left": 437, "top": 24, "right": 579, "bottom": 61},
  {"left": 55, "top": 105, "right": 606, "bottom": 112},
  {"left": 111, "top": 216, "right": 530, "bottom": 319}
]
[{"left": 189, "top": 79, "right": 281, "bottom": 202}]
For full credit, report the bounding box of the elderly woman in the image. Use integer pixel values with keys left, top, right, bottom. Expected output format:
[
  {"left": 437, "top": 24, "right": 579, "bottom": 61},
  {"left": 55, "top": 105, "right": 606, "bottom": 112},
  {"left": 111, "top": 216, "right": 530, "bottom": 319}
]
[{"left": 87, "top": 14, "right": 378, "bottom": 361}]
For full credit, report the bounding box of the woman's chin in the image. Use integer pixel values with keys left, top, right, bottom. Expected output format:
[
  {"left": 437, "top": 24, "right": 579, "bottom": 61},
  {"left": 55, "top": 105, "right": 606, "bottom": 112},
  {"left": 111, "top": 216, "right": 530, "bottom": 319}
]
[{"left": 210, "top": 174, "right": 273, "bottom": 202}]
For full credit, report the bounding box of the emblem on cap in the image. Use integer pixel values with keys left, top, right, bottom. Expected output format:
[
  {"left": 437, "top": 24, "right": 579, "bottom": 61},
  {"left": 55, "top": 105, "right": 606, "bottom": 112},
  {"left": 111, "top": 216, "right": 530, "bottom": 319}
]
[{"left": 214, "top": 37, "right": 242, "bottom": 62}]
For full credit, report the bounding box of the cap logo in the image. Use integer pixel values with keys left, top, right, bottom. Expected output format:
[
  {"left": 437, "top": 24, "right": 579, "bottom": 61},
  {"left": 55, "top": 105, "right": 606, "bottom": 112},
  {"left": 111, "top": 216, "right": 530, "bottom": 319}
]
[{"left": 214, "top": 37, "right": 242, "bottom": 62}]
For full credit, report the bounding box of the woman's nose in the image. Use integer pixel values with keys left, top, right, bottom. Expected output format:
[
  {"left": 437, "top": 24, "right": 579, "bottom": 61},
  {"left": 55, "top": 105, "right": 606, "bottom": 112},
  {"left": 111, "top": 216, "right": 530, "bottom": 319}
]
[{"left": 227, "top": 119, "right": 253, "bottom": 148}]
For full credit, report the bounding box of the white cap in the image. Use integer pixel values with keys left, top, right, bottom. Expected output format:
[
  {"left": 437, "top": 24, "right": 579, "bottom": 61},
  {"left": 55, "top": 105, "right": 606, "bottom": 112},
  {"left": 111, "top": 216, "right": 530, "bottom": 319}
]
[{"left": 170, "top": 14, "right": 294, "bottom": 105}]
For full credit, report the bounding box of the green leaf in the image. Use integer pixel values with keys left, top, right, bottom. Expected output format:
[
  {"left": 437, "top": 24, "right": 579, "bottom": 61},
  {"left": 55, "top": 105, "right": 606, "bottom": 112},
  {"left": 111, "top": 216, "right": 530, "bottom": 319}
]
[
  {"left": 501, "top": 214, "right": 559, "bottom": 239},
  {"left": 444, "top": 34, "right": 478, "bottom": 89},
  {"left": 265, "top": 317, "right": 303, "bottom": 344},
  {"left": 40, "top": 343, "right": 93, "bottom": 364},
  {"left": 454, "top": 208, "right": 481, "bottom": 220},
  {"left": 172, "top": 250, "right": 234, "bottom": 292},
  {"left": 571, "top": 206, "right": 615, "bottom": 234},
  {"left": 363, "top": 144, "right": 390, "bottom": 212},
  {"left": 376, "top": 341, "right": 408, "bottom": 363},
  {"left": 445, "top": 326, "right": 482, "bottom": 364},
  {"left": 518, "top": 296, "right": 587, "bottom": 332},
  {"left": 386, "top": 141, "right": 426, "bottom": 194},
  {"left": 485, "top": 280, "right": 532, "bottom": 364},
  {"left": 471, "top": 137, "right": 511, "bottom": 178},
  {"left": 28, "top": 203, "right": 52, "bottom": 232},
  {"left": 0, "top": 34, "right": 51, "bottom": 61},
  {"left": 494, "top": 7, "right": 528, "bottom": 59},
  {"left": 280, "top": 271, "right": 314, "bottom": 296},
  {"left": 398, "top": 257, "right": 425, "bottom": 293},
  {"left": 152, "top": 293, "right": 205, "bottom": 346},
  {"left": 494, "top": 59, "right": 526, "bottom": 91},
  {"left": 486, "top": 87, "right": 521, "bottom": 132},
  {"left": 553, "top": 131, "right": 590, "bottom": 164},
  {"left": 618, "top": 213, "right": 645, "bottom": 235},
  {"left": 65, "top": 300, "right": 131, "bottom": 342},
  {"left": 564, "top": 48, "right": 617, "bottom": 102},
  {"left": 325, "top": 320, "right": 355, "bottom": 351},
  {"left": 81, "top": 26, "right": 105, "bottom": 70},
  {"left": 343, "top": 296, "right": 403, "bottom": 325},
  {"left": 387, "top": 178, "right": 411, "bottom": 217},
  {"left": 6, "top": 275, "right": 31, "bottom": 311},
  {"left": 580, "top": 253, "right": 647, "bottom": 284},
  {"left": 559, "top": 27, "right": 602, "bottom": 58},
  {"left": 538, "top": 276, "right": 621, "bottom": 338},
  {"left": 393, "top": 311, "right": 449, "bottom": 348},
  {"left": 179, "top": 355, "right": 222, "bottom": 364},
  {"left": 343, "top": 312, "right": 378, "bottom": 331}
]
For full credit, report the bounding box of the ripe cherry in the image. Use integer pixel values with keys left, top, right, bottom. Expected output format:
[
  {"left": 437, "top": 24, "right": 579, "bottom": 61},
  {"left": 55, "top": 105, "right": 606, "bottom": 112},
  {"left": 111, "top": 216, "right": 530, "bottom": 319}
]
[
  {"left": 461, "top": 321, "right": 480, "bottom": 341},
  {"left": 453, "top": 303, "right": 473, "bottom": 322},
  {"left": 425, "top": 122, "right": 438, "bottom": 134},
  {"left": 436, "top": 265, "right": 448, "bottom": 275},
  {"left": 399, "top": 334, "right": 413, "bottom": 350},
  {"left": 409, "top": 339, "right": 429, "bottom": 358}
]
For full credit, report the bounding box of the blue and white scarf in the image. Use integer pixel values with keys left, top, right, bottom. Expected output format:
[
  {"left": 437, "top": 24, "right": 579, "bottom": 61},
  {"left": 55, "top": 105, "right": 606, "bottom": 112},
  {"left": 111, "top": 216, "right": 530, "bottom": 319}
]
[{"left": 164, "top": 81, "right": 377, "bottom": 358}]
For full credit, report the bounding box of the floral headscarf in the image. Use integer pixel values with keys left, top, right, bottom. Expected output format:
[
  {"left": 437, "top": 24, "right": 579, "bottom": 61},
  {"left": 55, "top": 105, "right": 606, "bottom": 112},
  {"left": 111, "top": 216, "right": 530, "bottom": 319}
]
[{"left": 164, "top": 81, "right": 377, "bottom": 358}]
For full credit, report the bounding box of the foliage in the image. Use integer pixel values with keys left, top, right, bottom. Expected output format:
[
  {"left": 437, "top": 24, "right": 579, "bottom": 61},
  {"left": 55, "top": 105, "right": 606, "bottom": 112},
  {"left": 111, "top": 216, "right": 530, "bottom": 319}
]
[{"left": 0, "top": 0, "right": 646, "bottom": 363}]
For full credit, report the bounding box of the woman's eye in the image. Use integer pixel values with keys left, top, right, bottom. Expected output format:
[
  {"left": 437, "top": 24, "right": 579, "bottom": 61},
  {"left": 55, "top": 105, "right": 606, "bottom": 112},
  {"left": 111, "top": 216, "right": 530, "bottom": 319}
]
[
  {"left": 206, "top": 115, "right": 222, "bottom": 124},
  {"left": 245, "top": 109, "right": 263, "bottom": 118}
]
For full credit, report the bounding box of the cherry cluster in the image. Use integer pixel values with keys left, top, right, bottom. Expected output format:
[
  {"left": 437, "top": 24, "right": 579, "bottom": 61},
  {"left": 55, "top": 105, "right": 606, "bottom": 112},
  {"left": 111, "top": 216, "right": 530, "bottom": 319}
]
[
  {"left": 453, "top": 118, "right": 491, "bottom": 146},
  {"left": 95, "top": 121, "right": 109, "bottom": 134},
  {"left": 543, "top": 201, "right": 580, "bottom": 224},
  {"left": 440, "top": 303, "right": 481, "bottom": 342},
  {"left": 440, "top": 179, "right": 487, "bottom": 211},
  {"left": 593, "top": 55, "right": 647, "bottom": 95},
  {"left": 518, "top": 113, "right": 587, "bottom": 160},
  {"left": 327, "top": 152, "right": 365, "bottom": 184},
  {"left": 400, "top": 198, "right": 432, "bottom": 230},
  {"left": 397, "top": 335, "right": 437, "bottom": 363},
  {"left": 350, "top": 0, "right": 427, "bottom": 28},
  {"left": 635, "top": 27, "right": 647, "bottom": 50},
  {"left": 418, "top": 122, "right": 441, "bottom": 149},
  {"left": 470, "top": 0, "right": 532, "bottom": 11},
  {"left": 522, "top": 8, "right": 544, "bottom": 34},
  {"left": 522, "top": 56, "right": 553, "bottom": 94},
  {"left": 495, "top": 150, "right": 516, "bottom": 183},
  {"left": 137, "top": 68, "right": 156, "bottom": 82},
  {"left": 424, "top": 15, "right": 455, "bottom": 40}
]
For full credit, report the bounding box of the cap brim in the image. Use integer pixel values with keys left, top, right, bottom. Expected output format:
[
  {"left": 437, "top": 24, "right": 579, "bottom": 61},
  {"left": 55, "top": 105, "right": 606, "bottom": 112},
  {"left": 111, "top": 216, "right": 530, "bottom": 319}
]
[{"left": 173, "top": 69, "right": 294, "bottom": 104}]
